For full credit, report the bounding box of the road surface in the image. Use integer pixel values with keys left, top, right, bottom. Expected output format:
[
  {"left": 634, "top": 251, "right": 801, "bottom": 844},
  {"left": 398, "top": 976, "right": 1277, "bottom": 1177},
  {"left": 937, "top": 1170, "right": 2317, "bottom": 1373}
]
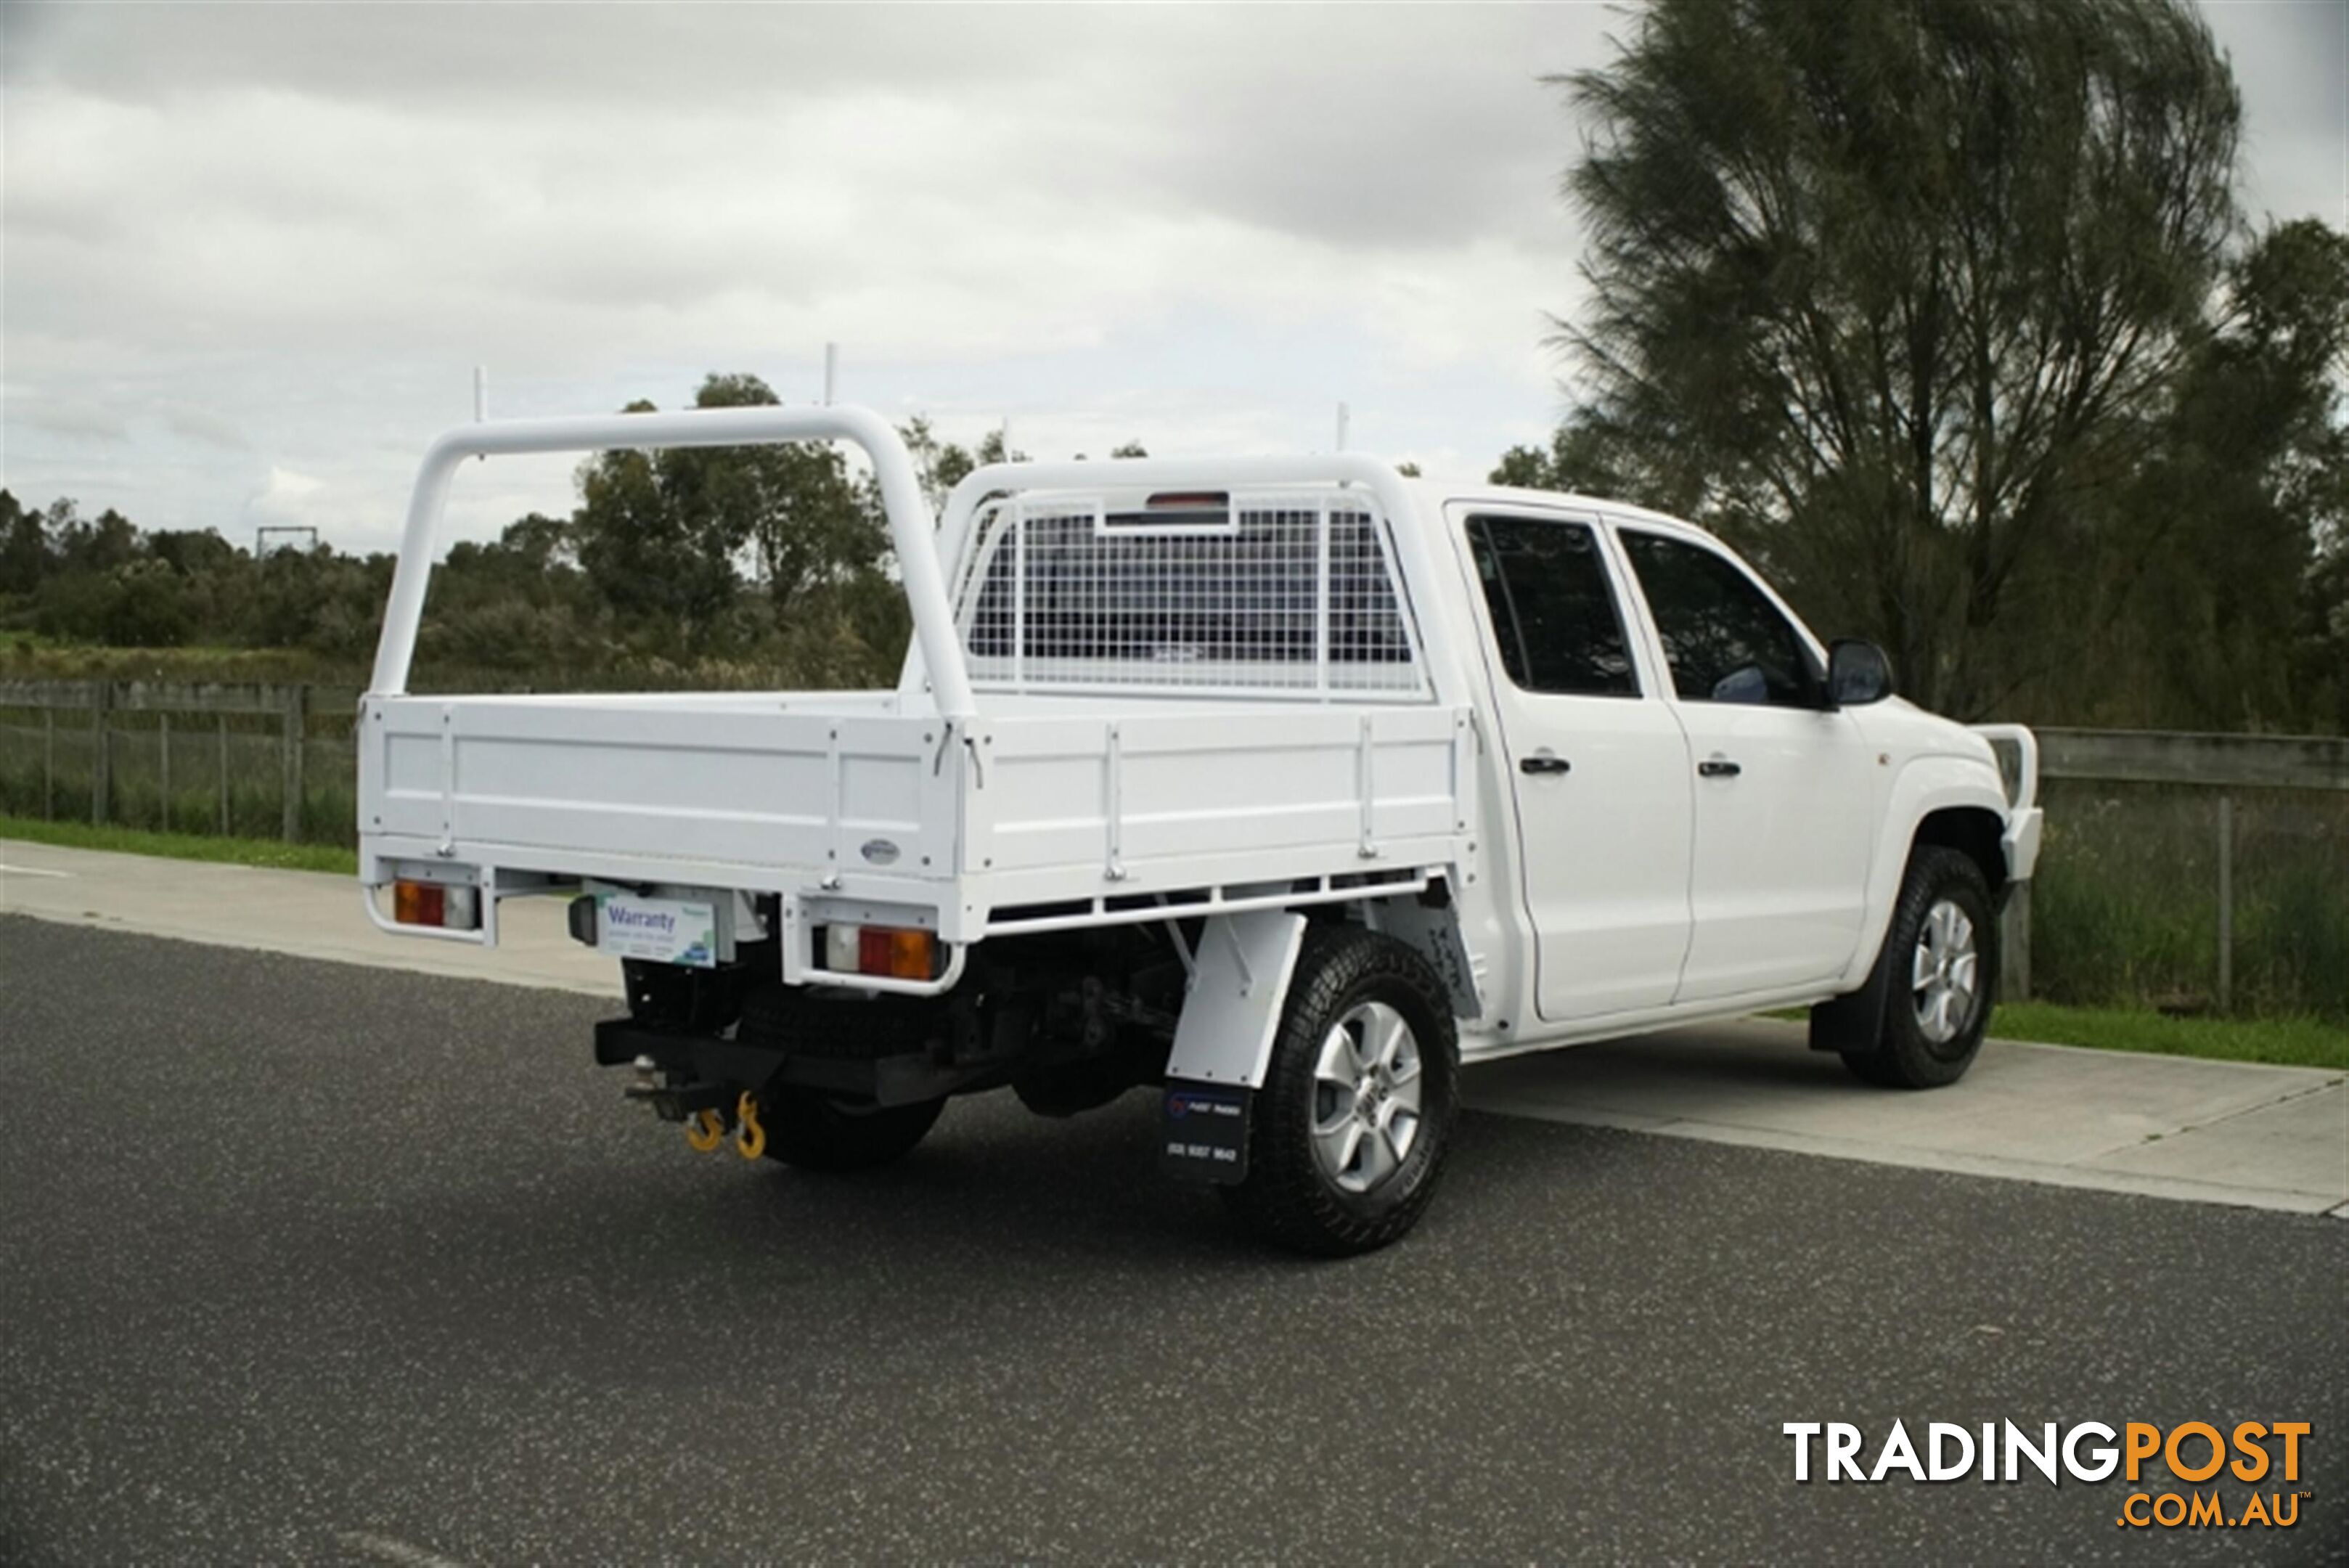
[{"left": 2, "top": 918, "right": 2342, "bottom": 1563}]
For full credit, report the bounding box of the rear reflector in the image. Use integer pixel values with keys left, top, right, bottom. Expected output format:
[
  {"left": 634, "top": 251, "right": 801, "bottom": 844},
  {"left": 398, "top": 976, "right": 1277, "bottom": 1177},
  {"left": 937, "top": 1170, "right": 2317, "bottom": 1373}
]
[
  {"left": 393, "top": 878, "right": 479, "bottom": 931},
  {"left": 820, "top": 923, "right": 936, "bottom": 980}
]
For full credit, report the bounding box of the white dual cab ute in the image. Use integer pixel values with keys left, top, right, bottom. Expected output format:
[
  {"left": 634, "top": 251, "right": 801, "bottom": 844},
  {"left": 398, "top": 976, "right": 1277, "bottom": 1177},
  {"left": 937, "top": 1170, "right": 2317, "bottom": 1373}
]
[{"left": 360, "top": 404, "right": 2041, "bottom": 1254}]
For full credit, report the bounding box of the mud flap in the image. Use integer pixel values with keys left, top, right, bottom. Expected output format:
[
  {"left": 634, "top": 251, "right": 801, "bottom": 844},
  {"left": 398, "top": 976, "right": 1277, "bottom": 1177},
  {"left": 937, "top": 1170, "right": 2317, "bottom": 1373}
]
[
  {"left": 1163, "top": 909, "right": 1307, "bottom": 1087},
  {"left": 1162, "top": 1081, "right": 1251, "bottom": 1183}
]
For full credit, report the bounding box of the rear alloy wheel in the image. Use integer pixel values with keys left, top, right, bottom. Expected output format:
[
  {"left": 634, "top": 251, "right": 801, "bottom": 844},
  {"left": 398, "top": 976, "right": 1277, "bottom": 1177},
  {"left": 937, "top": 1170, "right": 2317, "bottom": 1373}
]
[
  {"left": 1310, "top": 1000, "right": 1427, "bottom": 1195},
  {"left": 1840, "top": 845, "right": 1998, "bottom": 1089},
  {"left": 1220, "top": 925, "right": 1458, "bottom": 1256}
]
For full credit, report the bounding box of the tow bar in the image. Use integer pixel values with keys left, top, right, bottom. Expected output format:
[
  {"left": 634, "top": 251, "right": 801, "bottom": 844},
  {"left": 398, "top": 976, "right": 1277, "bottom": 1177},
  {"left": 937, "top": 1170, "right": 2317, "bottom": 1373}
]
[
  {"left": 620, "top": 1052, "right": 766, "bottom": 1159},
  {"left": 677, "top": 1090, "right": 764, "bottom": 1159}
]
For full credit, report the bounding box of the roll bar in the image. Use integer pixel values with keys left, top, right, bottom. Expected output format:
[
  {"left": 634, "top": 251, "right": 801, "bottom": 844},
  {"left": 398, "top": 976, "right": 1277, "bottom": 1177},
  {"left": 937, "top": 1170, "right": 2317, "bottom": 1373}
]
[{"left": 365, "top": 404, "right": 975, "bottom": 719}]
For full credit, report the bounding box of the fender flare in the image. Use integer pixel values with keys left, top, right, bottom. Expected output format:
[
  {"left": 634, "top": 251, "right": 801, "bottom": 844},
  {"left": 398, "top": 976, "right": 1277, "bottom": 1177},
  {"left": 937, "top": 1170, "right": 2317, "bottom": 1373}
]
[{"left": 1837, "top": 756, "right": 2011, "bottom": 995}]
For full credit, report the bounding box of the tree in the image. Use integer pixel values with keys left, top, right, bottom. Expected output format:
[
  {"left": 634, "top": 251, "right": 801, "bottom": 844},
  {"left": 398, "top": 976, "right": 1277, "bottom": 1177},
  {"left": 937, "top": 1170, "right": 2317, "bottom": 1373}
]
[
  {"left": 2104, "top": 221, "right": 2349, "bottom": 728},
  {"left": 568, "top": 372, "right": 905, "bottom": 672},
  {"left": 1109, "top": 440, "right": 1149, "bottom": 460},
  {"left": 0, "top": 491, "right": 46, "bottom": 596},
  {"left": 899, "top": 415, "right": 980, "bottom": 515},
  {"left": 49, "top": 503, "right": 141, "bottom": 576},
  {"left": 147, "top": 528, "right": 240, "bottom": 579},
  {"left": 973, "top": 427, "right": 1028, "bottom": 465},
  {"left": 1489, "top": 417, "right": 1628, "bottom": 495},
  {"left": 1551, "top": 0, "right": 2242, "bottom": 716},
  {"left": 570, "top": 397, "right": 747, "bottom": 635},
  {"left": 570, "top": 374, "right": 877, "bottom": 641}
]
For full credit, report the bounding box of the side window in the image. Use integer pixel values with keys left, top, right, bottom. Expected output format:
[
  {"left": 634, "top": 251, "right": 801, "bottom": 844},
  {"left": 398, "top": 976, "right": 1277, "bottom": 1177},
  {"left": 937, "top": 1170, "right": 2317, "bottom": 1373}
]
[
  {"left": 1619, "top": 531, "right": 1818, "bottom": 707},
  {"left": 1465, "top": 515, "right": 1638, "bottom": 697}
]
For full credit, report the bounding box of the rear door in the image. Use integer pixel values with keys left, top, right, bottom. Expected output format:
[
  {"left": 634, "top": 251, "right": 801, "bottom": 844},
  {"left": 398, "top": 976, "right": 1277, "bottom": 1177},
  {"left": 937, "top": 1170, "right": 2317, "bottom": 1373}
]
[
  {"left": 1613, "top": 528, "right": 1876, "bottom": 1001},
  {"left": 1456, "top": 509, "right": 1694, "bottom": 1021}
]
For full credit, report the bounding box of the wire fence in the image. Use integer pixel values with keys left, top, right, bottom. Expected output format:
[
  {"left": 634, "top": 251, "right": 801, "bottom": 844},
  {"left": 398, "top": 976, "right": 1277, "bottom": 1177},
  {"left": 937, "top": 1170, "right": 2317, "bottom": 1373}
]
[
  {"left": 0, "top": 681, "right": 360, "bottom": 846},
  {"left": 2019, "top": 729, "right": 2348, "bottom": 1021},
  {"left": 1, "top": 685, "right": 2342, "bottom": 1019}
]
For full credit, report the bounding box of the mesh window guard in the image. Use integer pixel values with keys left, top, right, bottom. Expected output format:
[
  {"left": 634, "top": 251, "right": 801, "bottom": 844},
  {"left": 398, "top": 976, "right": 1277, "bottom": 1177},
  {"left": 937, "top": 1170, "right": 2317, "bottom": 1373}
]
[{"left": 955, "top": 494, "right": 1428, "bottom": 698}]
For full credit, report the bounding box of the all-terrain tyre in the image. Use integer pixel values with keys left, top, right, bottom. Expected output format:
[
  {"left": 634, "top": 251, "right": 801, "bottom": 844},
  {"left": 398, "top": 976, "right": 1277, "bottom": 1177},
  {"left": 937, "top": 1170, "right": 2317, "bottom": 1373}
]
[
  {"left": 1220, "top": 924, "right": 1459, "bottom": 1257},
  {"left": 759, "top": 1088, "right": 944, "bottom": 1172},
  {"left": 1839, "top": 845, "right": 1998, "bottom": 1090}
]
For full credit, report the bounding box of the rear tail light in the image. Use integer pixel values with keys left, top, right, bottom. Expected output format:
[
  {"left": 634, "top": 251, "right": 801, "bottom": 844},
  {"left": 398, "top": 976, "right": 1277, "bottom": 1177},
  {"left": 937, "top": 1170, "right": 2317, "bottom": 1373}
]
[
  {"left": 392, "top": 879, "right": 479, "bottom": 931},
  {"left": 820, "top": 923, "right": 936, "bottom": 979}
]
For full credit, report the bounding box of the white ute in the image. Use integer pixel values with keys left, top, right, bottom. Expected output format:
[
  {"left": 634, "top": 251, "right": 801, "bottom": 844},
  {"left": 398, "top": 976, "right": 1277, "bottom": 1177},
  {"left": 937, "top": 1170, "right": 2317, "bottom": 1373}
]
[{"left": 360, "top": 406, "right": 2041, "bottom": 1254}]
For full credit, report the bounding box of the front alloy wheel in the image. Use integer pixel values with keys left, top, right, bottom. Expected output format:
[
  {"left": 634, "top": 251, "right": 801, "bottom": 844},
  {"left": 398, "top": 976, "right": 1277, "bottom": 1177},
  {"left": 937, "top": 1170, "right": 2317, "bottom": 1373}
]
[
  {"left": 1911, "top": 897, "right": 1982, "bottom": 1051},
  {"left": 1841, "top": 844, "right": 1998, "bottom": 1089}
]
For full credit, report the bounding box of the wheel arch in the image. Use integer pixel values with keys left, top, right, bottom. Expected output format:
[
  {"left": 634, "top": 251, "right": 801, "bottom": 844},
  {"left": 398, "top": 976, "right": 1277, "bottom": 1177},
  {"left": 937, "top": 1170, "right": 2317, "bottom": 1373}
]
[
  {"left": 1163, "top": 884, "right": 1474, "bottom": 1092},
  {"left": 1837, "top": 757, "right": 2012, "bottom": 995},
  {"left": 1914, "top": 805, "right": 2008, "bottom": 903}
]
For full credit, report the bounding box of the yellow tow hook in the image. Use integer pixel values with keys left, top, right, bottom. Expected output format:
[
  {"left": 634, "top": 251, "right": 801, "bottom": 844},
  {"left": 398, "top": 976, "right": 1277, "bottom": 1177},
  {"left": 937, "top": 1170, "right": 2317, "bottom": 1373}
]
[
  {"left": 685, "top": 1108, "right": 727, "bottom": 1153},
  {"left": 733, "top": 1092, "right": 767, "bottom": 1161}
]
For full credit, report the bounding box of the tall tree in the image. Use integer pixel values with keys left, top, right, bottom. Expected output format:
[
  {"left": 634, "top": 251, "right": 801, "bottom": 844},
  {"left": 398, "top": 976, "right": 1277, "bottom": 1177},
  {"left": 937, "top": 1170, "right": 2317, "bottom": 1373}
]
[
  {"left": 570, "top": 373, "right": 886, "bottom": 645},
  {"left": 2095, "top": 220, "right": 2349, "bottom": 730},
  {"left": 1553, "top": 0, "right": 2242, "bottom": 715},
  {"left": 0, "top": 491, "right": 45, "bottom": 596},
  {"left": 570, "top": 397, "right": 743, "bottom": 633}
]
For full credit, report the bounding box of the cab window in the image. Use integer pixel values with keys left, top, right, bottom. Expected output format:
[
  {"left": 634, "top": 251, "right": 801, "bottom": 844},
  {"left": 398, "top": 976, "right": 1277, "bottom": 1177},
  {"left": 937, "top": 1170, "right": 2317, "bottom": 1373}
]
[
  {"left": 1466, "top": 515, "right": 1639, "bottom": 697},
  {"left": 1619, "top": 531, "right": 1820, "bottom": 707}
]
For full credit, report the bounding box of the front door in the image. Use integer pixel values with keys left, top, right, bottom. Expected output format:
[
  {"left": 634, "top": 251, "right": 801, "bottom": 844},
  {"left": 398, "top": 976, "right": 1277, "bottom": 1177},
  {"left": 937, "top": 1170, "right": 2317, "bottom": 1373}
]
[
  {"left": 1614, "top": 528, "right": 1876, "bottom": 1002},
  {"left": 1458, "top": 510, "right": 1694, "bottom": 1021}
]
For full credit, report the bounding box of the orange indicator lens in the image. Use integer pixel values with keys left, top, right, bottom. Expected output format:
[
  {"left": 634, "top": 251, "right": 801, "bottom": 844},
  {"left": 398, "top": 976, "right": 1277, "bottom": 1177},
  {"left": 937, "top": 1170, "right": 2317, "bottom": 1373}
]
[{"left": 393, "top": 880, "right": 445, "bottom": 926}]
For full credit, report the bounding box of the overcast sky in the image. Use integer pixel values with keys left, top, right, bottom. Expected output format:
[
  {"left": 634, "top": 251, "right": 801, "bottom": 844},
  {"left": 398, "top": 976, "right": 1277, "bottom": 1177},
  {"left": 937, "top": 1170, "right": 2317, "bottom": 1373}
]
[{"left": 4, "top": 1, "right": 2344, "bottom": 558}]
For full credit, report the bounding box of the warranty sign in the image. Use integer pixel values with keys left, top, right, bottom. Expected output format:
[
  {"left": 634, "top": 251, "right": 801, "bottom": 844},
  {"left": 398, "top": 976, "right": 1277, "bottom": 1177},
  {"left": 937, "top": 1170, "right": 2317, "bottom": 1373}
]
[{"left": 593, "top": 890, "right": 718, "bottom": 968}]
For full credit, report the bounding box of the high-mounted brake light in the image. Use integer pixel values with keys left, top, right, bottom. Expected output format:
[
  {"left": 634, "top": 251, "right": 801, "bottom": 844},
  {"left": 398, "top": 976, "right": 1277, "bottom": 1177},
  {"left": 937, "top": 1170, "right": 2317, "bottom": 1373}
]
[
  {"left": 821, "top": 923, "right": 936, "bottom": 980},
  {"left": 393, "top": 878, "right": 479, "bottom": 931}
]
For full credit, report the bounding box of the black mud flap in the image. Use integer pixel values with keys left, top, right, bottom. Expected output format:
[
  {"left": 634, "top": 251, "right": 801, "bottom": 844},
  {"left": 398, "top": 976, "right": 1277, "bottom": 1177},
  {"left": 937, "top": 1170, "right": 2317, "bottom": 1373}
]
[{"left": 1161, "top": 1081, "right": 1251, "bottom": 1183}]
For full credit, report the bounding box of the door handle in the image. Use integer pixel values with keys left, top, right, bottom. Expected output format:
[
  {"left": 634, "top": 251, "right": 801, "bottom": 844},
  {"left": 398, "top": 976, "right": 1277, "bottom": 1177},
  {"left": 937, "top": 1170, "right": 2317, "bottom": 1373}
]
[
  {"left": 1519, "top": 755, "right": 1572, "bottom": 775},
  {"left": 1697, "top": 758, "right": 1741, "bottom": 778}
]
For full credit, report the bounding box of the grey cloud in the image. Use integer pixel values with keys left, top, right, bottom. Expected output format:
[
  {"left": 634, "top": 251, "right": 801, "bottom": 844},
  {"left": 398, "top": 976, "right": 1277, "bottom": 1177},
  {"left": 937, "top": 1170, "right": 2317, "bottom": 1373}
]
[
  {"left": 8, "top": 3, "right": 1604, "bottom": 261},
  {"left": 2202, "top": 1, "right": 2348, "bottom": 224},
  {"left": 19, "top": 399, "right": 131, "bottom": 444},
  {"left": 1, "top": 0, "right": 2337, "bottom": 549},
  {"left": 164, "top": 406, "right": 251, "bottom": 450}
]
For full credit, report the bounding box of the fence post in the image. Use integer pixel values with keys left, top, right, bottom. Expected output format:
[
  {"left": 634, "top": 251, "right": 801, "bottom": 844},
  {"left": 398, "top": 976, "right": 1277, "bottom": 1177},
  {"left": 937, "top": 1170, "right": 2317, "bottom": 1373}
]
[
  {"left": 2216, "top": 793, "right": 2235, "bottom": 1014},
  {"left": 90, "top": 684, "right": 111, "bottom": 825},
  {"left": 280, "top": 685, "right": 306, "bottom": 842},
  {"left": 2001, "top": 881, "right": 2032, "bottom": 1003},
  {"left": 218, "top": 715, "right": 230, "bottom": 836},
  {"left": 159, "top": 711, "right": 172, "bottom": 833},
  {"left": 43, "top": 707, "right": 55, "bottom": 820}
]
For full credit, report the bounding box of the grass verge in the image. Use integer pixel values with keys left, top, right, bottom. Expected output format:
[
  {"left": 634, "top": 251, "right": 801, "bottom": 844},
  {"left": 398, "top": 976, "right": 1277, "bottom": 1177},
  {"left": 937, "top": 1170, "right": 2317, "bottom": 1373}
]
[
  {"left": 1989, "top": 1000, "right": 2348, "bottom": 1071},
  {"left": 1762, "top": 1000, "right": 2345, "bottom": 1070},
  {"left": 0, "top": 814, "right": 356, "bottom": 875}
]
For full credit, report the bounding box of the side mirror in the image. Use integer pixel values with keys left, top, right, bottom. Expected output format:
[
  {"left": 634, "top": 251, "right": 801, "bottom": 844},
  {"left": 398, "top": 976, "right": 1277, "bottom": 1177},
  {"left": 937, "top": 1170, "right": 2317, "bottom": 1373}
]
[{"left": 1827, "top": 639, "right": 1895, "bottom": 706}]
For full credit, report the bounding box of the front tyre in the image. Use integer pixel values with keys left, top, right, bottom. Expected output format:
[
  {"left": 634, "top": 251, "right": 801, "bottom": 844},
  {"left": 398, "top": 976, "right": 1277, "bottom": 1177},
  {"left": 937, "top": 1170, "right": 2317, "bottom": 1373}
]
[
  {"left": 1220, "top": 925, "right": 1458, "bottom": 1257},
  {"left": 759, "top": 1088, "right": 944, "bottom": 1172},
  {"left": 1840, "top": 845, "right": 1998, "bottom": 1089}
]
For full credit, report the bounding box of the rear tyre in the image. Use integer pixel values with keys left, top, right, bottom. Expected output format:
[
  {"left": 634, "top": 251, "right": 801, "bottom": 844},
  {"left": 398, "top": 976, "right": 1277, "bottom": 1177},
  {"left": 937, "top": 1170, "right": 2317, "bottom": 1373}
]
[
  {"left": 759, "top": 1089, "right": 944, "bottom": 1172},
  {"left": 1839, "top": 846, "right": 1997, "bottom": 1090},
  {"left": 1220, "top": 925, "right": 1458, "bottom": 1257}
]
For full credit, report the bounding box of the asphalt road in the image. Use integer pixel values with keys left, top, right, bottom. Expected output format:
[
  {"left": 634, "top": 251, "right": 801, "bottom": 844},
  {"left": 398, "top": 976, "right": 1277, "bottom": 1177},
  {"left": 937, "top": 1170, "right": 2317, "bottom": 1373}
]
[{"left": 2, "top": 915, "right": 2343, "bottom": 1565}]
